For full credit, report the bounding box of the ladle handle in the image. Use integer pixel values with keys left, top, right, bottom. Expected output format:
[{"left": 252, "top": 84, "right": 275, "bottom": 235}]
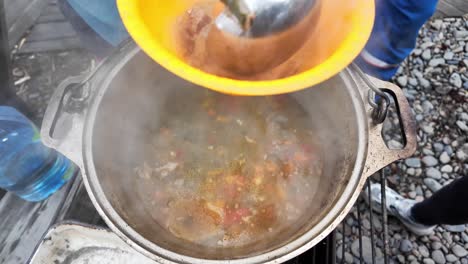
[
  {"left": 363, "top": 76, "right": 418, "bottom": 178},
  {"left": 41, "top": 75, "right": 90, "bottom": 170}
]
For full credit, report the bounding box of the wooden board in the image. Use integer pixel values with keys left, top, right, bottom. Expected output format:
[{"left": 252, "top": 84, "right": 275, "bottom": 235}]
[
  {"left": 0, "top": 175, "right": 79, "bottom": 264},
  {"left": 434, "top": 0, "right": 468, "bottom": 17},
  {"left": 4, "top": 0, "right": 48, "bottom": 47}
]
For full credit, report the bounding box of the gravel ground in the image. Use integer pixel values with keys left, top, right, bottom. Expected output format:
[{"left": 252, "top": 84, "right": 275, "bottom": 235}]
[{"left": 337, "top": 16, "right": 468, "bottom": 264}]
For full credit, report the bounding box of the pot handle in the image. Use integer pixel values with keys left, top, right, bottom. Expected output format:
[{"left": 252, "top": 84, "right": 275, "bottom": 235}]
[
  {"left": 41, "top": 75, "right": 91, "bottom": 170},
  {"left": 363, "top": 76, "right": 418, "bottom": 178}
]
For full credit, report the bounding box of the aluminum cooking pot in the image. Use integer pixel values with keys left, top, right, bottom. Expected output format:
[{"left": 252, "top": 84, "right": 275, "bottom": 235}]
[{"left": 41, "top": 42, "right": 416, "bottom": 264}]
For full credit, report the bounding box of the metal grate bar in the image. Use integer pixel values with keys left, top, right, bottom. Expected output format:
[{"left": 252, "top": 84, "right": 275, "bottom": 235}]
[
  {"left": 367, "top": 180, "right": 376, "bottom": 264},
  {"left": 380, "top": 169, "right": 390, "bottom": 264},
  {"left": 357, "top": 200, "right": 364, "bottom": 263}
]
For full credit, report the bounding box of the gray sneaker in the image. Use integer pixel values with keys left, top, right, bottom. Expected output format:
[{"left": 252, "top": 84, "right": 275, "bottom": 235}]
[{"left": 364, "top": 183, "right": 435, "bottom": 236}]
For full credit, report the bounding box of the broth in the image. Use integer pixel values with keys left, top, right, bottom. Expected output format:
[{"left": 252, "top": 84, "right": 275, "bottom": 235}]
[{"left": 134, "top": 91, "right": 323, "bottom": 248}]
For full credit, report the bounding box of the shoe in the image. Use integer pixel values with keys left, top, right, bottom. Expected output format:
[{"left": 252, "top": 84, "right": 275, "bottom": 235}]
[{"left": 364, "top": 183, "right": 435, "bottom": 236}]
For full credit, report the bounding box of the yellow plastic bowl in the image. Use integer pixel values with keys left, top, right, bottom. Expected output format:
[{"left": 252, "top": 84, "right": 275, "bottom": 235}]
[{"left": 117, "top": 0, "right": 375, "bottom": 96}]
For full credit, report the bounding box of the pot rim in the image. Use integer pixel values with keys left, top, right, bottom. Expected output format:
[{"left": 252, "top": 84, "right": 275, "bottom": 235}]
[{"left": 80, "top": 46, "right": 369, "bottom": 264}]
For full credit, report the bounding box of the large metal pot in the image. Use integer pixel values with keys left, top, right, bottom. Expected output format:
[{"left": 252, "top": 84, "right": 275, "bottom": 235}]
[{"left": 42, "top": 42, "right": 416, "bottom": 264}]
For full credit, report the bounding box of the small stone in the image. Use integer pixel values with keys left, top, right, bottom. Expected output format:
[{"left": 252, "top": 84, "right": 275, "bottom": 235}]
[
  {"left": 407, "top": 168, "right": 416, "bottom": 176},
  {"left": 400, "top": 239, "right": 413, "bottom": 253},
  {"left": 452, "top": 244, "right": 468, "bottom": 258},
  {"left": 420, "top": 78, "right": 431, "bottom": 89},
  {"left": 421, "top": 41, "right": 435, "bottom": 49},
  {"left": 409, "top": 77, "right": 418, "bottom": 86},
  {"left": 462, "top": 232, "right": 468, "bottom": 243},
  {"left": 426, "top": 168, "right": 442, "bottom": 180},
  {"left": 351, "top": 236, "right": 381, "bottom": 263},
  {"left": 406, "top": 158, "right": 422, "bottom": 168},
  {"left": 389, "top": 140, "right": 404, "bottom": 149},
  {"left": 440, "top": 152, "right": 451, "bottom": 164},
  {"left": 454, "top": 31, "right": 468, "bottom": 39},
  {"left": 424, "top": 259, "right": 436, "bottom": 264},
  {"left": 423, "top": 101, "right": 434, "bottom": 113},
  {"left": 444, "top": 225, "right": 466, "bottom": 233},
  {"left": 433, "top": 241, "right": 443, "bottom": 250},
  {"left": 432, "top": 249, "right": 446, "bottom": 264},
  {"left": 441, "top": 165, "right": 453, "bottom": 173},
  {"left": 344, "top": 252, "right": 353, "bottom": 263},
  {"left": 434, "top": 143, "right": 445, "bottom": 153},
  {"left": 422, "top": 124, "right": 435, "bottom": 135},
  {"left": 430, "top": 19, "right": 443, "bottom": 30},
  {"left": 429, "top": 58, "right": 445, "bottom": 67},
  {"left": 419, "top": 245, "right": 430, "bottom": 258},
  {"left": 408, "top": 191, "right": 417, "bottom": 199},
  {"left": 444, "top": 232, "right": 454, "bottom": 244},
  {"left": 456, "top": 121, "right": 468, "bottom": 132},
  {"left": 424, "top": 148, "right": 436, "bottom": 155},
  {"left": 456, "top": 149, "right": 467, "bottom": 161},
  {"left": 450, "top": 73, "right": 463, "bottom": 88},
  {"left": 423, "top": 50, "right": 432, "bottom": 60},
  {"left": 413, "top": 49, "right": 422, "bottom": 56},
  {"left": 423, "top": 156, "right": 439, "bottom": 167},
  {"left": 444, "top": 51, "right": 455, "bottom": 60},
  {"left": 397, "top": 75, "right": 409, "bottom": 86},
  {"left": 424, "top": 178, "right": 443, "bottom": 192},
  {"left": 446, "top": 254, "right": 458, "bottom": 263}
]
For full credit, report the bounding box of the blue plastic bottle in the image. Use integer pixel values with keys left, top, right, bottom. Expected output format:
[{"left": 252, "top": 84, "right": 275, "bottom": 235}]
[{"left": 0, "top": 106, "right": 76, "bottom": 202}]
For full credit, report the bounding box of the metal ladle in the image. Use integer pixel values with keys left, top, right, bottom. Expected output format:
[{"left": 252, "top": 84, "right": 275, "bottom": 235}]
[
  {"left": 207, "top": 0, "right": 321, "bottom": 75},
  {"left": 217, "top": 0, "right": 319, "bottom": 37}
]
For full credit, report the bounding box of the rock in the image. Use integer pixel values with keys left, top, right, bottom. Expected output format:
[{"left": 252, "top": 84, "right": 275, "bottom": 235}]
[
  {"left": 420, "top": 78, "right": 431, "bottom": 89},
  {"left": 440, "top": 152, "right": 451, "bottom": 164},
  {"left": 446, "top": 254, "right": 458, "bottom": 263},
  {"left": 406, "top": 158, "right": 422, "bottom": 168},
  {"left": 398, "top": 75, "right": 409, "bottom": 86},
  {"left": 454, "top": 31, "right": 468, "bottom": 39},
  {"left": 424, "top": 178, "right": 443, "bottom": 192},
  {"left": 408, "top": 191, "right": 417, "bottom": 199},
  {"left": 400, "top": 239, "right": 413, "bottom": 253},
  {"left": 413, "top": 49, "right": 423, "bottom": 56},
  {"left": 429, "top": 58, "right": 445, "bottom": 67},
  {"left": 441, "top": 165, "right": 453, "bottom": 173},
  {"left": 409, "top": 77, "right": 418, "bottom": 86},
  {"left": 444, "top": 225, "right": 467, "bottom": 233},
  {"left": 424, "top": 259, "right": 436, "bottom": 264},
  {"left": 444, "top": 51, "right": 455, "bottom": 60},
  {"left": 452, "top": 245, "right": 468, "bottom": 258},
  {"left": 421, "top": 41, "right": 435, "bottom": 49},
  {"left": 450, "top": 73, "right": 463, "bottom": 88},
  {"left": 430, "top": 19, "right": 443, "bottom": 30},
  {"left": 407, "top": 168, "right": 416, "bottom": 176},
  {"left": 423, "top": 101, "right": 434, "bottom": 113},
  {"left": 422, "top": 124, "right": 435, "bottom": 135},
  {"left": 444, "top": 232, "right": 454, "bottom": 244},
  {"left": 436, "top": 85, "right": 453, "bottom": 95},
  {"left": 419, "top": 245, "right": 430, "bottom": 258},
  {"left": 456, "top": 121, "right": 468, "bottom": 132},
  {"left": 426, "top": 168, "right": 442, "bottom": 179},
  {"left": 424, "top": 148, "right": 436, "bottom": 155},
  {"left": 462, "top": 232, "right": 468, "bottom": 243},
  {"left": 423, "top": 156, "right": 439, "bottom": 167},
  {"left": 351, "top": 236, "right": 381, "bottom": 263},
  {"left": 433, "top": 241, "right": 443, "bottom": 250},
  {"left": 344, "top": 252, "right": 354, "bottom": 263},
  {"left": 389, "top": 140, "right": 404, "bottom": 149},
  {"left": 456, "top": 149, "right": 467, "bottom": 161},
  {"left": 432, "top": 249, "right": 446, "bottom": 264},
  {"left": 434, "top": 143, "right": 445, "bottom": 153},
  {"left": 423, "top": 50, "right": 432, "bottom": 60}
]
